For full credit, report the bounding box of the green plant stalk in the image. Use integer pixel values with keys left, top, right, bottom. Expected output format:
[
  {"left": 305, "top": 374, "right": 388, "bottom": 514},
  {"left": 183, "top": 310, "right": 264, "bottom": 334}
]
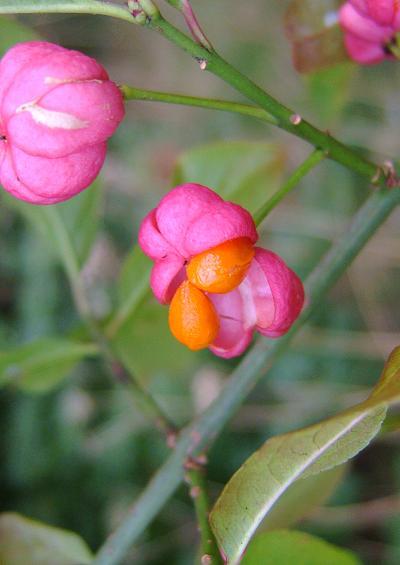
[
  {"left": 93, "top": 187, "right": 400, "bottom": 565},
  {"left": 0, "top": 0, "right": 135, "bottom": 21},
  {"left": 145, "top": 14, "right": 384, "bottom": 185},
  {"left": 120, "top": 85, "right": 277, "bottom": 124},
  {"left": 253, "top": 148, "right": 326, "bottom": 226},
  {"left": 44, "top": 207, "right": 176, "bottom": 436},
  {"left": 186, "top": 467, "right": 223, "bottom": 564}
]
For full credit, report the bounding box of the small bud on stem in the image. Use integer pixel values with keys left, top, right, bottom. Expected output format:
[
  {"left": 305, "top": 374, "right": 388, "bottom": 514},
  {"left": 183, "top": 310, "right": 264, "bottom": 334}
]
[{"left": 128, "top": 0, "right": 160, "bottom": 24}]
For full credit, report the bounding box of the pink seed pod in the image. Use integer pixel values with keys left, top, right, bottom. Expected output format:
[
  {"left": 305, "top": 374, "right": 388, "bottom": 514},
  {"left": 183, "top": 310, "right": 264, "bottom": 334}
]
[
  {"left": 0, "top": 41, "right": 125, "bottom": 204},
  {"left": 339, "top": 0, "right": 400, "bottom": 64},
  {"left": 139, "top": 183, "right": 305, "bottom": 358}
]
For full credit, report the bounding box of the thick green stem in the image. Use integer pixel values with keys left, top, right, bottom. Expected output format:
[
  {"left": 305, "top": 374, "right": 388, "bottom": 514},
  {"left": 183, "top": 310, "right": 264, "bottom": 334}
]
[
  {"left": 0, "top": 0, "right": 135, "bottom": 21},
  {"left": 44, "top": 207, "right": 176, "bottom": 436},
  {"left": 120, "top": 85, "right": 277, "bottom": 124},
  {"left": 186, "top": 465, "right": 223, "bottom": 564},
  {"left": 145, "top": 15, "right": 386, "bottom": 186},
  {"left": 253, "top": 149, "right": 326, "bottom": 226},
  {"left": 93, "top": 187, "right": 400, "bottom": 565}
]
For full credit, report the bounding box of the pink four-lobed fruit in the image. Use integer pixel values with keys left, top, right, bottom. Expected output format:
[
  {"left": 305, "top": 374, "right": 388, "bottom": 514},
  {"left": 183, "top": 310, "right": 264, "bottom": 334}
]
[
  {"left": 139, "top": 184, "right": 305, "bottom": 358},
  {"left": 0, "top": 41, "right": 125, "bottom": 204}
]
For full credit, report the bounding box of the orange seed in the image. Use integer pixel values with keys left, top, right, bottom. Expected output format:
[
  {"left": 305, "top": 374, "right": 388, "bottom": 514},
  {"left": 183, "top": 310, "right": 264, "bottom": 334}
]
[
  {"left": 168, "top": 281, "right": 219, "bottom": 350},
  {"left": 186, "top": 237, "right": 255, "bottom": 294}
]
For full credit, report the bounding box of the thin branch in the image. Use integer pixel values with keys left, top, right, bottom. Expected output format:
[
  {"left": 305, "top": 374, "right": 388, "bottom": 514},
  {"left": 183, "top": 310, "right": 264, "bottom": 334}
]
[
  {"left": 0, "top": 0, "right": 135, "bottom": 22},
  {"left": 185, "top": 461, "right": 223, "bottom": 564},
  {"left": 93, "top": 187, "right": 400, "bottom": 565},
  {"left": 120, "top": 85, "right": 277, "bottom": 125},
  {"left": 253, "top": 148, "right": 326, "bottom": 226}
]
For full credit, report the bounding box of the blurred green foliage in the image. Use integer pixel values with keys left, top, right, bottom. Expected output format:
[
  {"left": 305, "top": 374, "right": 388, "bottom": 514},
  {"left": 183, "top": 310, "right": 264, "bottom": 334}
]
[{"left": 0, "top": 3, "right": 399, "bottom": 564}]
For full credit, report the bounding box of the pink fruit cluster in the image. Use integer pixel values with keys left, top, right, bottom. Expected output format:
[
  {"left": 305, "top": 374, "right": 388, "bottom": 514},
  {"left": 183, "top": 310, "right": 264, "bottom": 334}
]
[
  {"left": 0, "top": 41, "right": 125, "bottom": 204},
  {"left": 339, "top": 0, "right": 400, "bottom": 64},
  {"left": 139, "top": 184, "right": 305, "bottom": 358}
]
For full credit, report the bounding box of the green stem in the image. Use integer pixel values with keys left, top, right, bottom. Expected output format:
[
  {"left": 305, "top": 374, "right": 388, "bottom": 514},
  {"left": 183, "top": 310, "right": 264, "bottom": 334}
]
[
  {"left": 145, "top": 14, "right": 385, "bottom": 185},
  {"left": 186, "top": 465, "right": 223, "bottom": 564},
  {"left": 120, "top": 85, "right": 277, "bottom": 124},
  {"left": 253, "top": 149, "right": 326, "bottom": 226},
  {"left": 0, "top": 0, "right": 135, "bottom": 21},
  {"left": 93, "top": 187, "right": 400, "bottom": 565},
  {"left": 44, "top": 207, "right": 176, "bottom": 436}
]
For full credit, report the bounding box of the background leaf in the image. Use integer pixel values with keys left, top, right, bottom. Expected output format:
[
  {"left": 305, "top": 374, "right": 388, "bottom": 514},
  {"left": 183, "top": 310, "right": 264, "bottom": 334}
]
[
  {"left": 285, "top": 0, "right": 348, "bottom": 73},
  {"left": 241, "top": 530, "right": 361, "bottom": 565},
  {"left": 0, "top": 338, "right": 97, "bottom": 392},
  {"left": 3, "top": 181, "right": 102, "bottom": 267},
  {"left": 0, "top": 513, "right": 93, "bottom": 565},
  {"left": 0, "top": 14, "right": 40, "bottom": 51},
  {"left": 173, "top": 140, "right": 285, "bottom": 215},
  {"left": 106, "top": 245, "right": 152, "bottom": 337},
  {"left": 210, "top": 347, "right": 400, "bottom": 563}
]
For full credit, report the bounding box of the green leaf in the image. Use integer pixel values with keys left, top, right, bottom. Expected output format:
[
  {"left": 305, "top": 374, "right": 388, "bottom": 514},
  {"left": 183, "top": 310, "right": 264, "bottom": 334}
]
[
  {"left": 285, "top": 0, "right": 348, "bottom": 73},
  {"left": 210, "top": 347, "right": 400, "bottom": 563},
  {"left": 173, "top": 140, "right": 285, "bottom": 215},
  {"left": 106, "top": 246, "right": 152, "bottom": 337},
  {"left": 307, "top": 64, "right": 353, "bottom": 125},
  {"left": 109, "top": 251, "right": 198, "bottom": 383},
  {"left": 259, "top": 465, "right": 346, "bottom": 531},
  {"left": 0, "top": 15, "right": 40, "bottom": 53},
  {"left": 3, "top": 181, "right": 102, "bottom": 267},
  {"left": 59, "top": 180, "right": 103, "bottom": 265},
  {"left": 0, "top": 512, "right": 93, "bottom": 565},
  {"left": 112, "top": 293, "right": 199, "bottom": 382},
  {"left": 241, "top": 530, "right": 361, "bottom": 565},
  {"left": 0, "top": 338, "right": 97, "bottom": 392}
]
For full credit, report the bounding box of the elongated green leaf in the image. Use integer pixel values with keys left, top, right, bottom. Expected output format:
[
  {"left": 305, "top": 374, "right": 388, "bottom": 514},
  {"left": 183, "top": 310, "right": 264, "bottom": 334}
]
[
  {"left": 241, "top": 530, "right": 361, "bottom": 565},
  {"left": 259, "top": 464, "right": 346, "bottom": 531},
  {"left": 210, "top": 347, "right": 400, "bottom": 564},
  {"left": 0, "top": 513, "right": 93, "bottom": 565},
  {"left": 0, "top": 338, "right": 97, "bottom": 392},
  {"left": 173, "top": 140, "right": 285, "bottom": 215},
  {"left": 0, "top": 0, "right": 132, "bottom": 21}
]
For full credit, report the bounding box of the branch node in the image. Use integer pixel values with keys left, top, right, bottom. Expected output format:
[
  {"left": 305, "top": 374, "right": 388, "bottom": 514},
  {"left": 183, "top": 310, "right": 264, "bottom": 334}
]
[
  {"left": 290, "top": 113, "right": 302, "bottom": 125},
  {"left": 197, "top": 58, "right": 208, "bottom": 70}
]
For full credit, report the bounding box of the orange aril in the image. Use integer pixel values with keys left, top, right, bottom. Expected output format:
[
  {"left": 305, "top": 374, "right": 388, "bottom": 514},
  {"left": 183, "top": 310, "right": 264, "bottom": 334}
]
[
  {"left": 168, "top": 281, "right": 220, "bottom": 350},
  {"left": 186, "top": 237, "right": 255, "bottom": 294}
]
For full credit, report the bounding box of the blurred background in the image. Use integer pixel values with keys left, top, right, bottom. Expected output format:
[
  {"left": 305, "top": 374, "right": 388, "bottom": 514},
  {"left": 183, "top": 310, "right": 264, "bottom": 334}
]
[{"left": 0, "top": 1, "right": 400, "bottom": 563}]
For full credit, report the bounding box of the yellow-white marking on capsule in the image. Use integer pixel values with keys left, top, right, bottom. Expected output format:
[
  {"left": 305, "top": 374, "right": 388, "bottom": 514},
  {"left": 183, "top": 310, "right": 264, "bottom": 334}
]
[
  {"left": 16, "top": 102, "right": 88, "bottom": 130},
  {"left": 45, "top": 76, "right": 103, "bottom": 85}
]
